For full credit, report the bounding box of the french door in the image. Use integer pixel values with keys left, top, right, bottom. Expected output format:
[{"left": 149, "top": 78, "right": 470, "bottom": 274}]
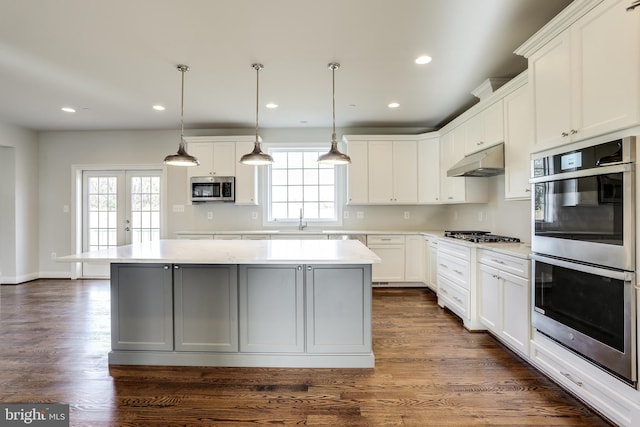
[{"left": 81, "top": 170, "right": 162, "bottom": 278}]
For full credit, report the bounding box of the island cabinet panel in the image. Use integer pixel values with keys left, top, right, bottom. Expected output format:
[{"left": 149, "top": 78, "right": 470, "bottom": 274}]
[
  {"left": 110, "top": 263, "right": 173, "bottom": 351},
  {"left": 305, "top": 265, "right": 372, "bottom": 354},
  {"left": 238, "top": 265, "right": 305, "bottom": 353},
  {"left": 173, "top": 264, "right": 238, "bottom": 352}
]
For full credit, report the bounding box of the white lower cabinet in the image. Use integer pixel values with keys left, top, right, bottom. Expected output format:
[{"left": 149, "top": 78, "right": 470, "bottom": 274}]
[
  {"left": 367, "top": 235, "right": 406, "bottom": 283},
  {"left": 437, "top": 241, "right": 478, "bottom": 329},
  {"left": 427, "top": 239, "right": 438, "bottom": 292},
  {"left": 478, "top": 249, "right": 530, "bottom": 357},
  {"left": 531, "top": 332, "right": 640, "bottom": 427},
  {"left": 404, "top": 234, "right": 424, "bottom": 283}
]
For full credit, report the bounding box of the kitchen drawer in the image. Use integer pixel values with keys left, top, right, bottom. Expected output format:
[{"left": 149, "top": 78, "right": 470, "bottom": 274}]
[
  {"left": 437, "top": 252, "right": 470, "bottom": 290},
  {"left": 176, "top": 234, "right": 213, "bottom": 240},
  {"left": 479, "top": 249, "right": 529, "bottom": 279},
  {"left": 367, "top": 235, "right": 405, "bottom": 245},
  {"left": 214, "top": 234, "right": 242, "bottom": 240},
  {"left": 530, "top": 335, "right": 636, "bottom": 427},
  {"left": 438, "top": 240, "right": 470, "bottom": 261},
  {"left": 438, "top": 276, "right": 469, "bottom": 319}
]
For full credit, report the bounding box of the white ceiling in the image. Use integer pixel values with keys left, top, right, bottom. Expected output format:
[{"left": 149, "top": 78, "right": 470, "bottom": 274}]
[{"left": 0, "top": 0, "right": 572, "bottom": 132}]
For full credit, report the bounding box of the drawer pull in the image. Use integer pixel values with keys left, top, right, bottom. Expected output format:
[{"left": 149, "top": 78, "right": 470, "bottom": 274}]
[
  {"left": 440, "top": 288, "right": 449, "bottom": 295},
  {"left": 453, "top": 296, "right": 463, "bottom": 304},
  {"left": 491, "top": 259, "right": 506, "bottom": 264},
  {"left": 453, "top": 269, "right": 464, "bottom": 276},
  {"left": 561, "top": 371, "right": 584, "bottom": 387},
  {"left": 439, "top": 263, "right": 448, "bottom": 269}
]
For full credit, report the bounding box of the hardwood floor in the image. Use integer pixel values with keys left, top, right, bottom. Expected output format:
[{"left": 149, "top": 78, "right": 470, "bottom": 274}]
[{"left": 0, "top": 280, "right": 610, "bottom": 426}]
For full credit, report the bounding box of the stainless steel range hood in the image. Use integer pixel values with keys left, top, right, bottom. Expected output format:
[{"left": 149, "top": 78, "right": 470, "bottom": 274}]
[{"left": 447, "top": 143, "right": 505, "bottom": 177}]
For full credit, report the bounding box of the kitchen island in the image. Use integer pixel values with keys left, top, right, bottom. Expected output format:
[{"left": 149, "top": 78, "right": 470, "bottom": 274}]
[{"left": 58, "top": 239, "right": 380, "bottom": 368}]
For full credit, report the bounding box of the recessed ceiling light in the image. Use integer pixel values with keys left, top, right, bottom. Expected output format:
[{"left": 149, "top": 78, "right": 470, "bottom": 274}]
[
  {"left": 152, "top": 105, "right": 166, "bottom": 111},
  {"left": 265, "top": 103, "right": 278, "bottom": 109},
  {"left": 415, "top": 55, "right": 432, "bottom": 65},
  {"left": 388, "top": 102, "right": 400, "bottom": 108},
  {"left": 61, "top": 107, "right": 76, "bottom": 113}
]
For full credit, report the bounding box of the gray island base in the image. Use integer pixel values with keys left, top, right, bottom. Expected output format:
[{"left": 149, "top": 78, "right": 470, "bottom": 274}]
[{"left": 59, "top": 239, "right": 380, "bottom": 368}]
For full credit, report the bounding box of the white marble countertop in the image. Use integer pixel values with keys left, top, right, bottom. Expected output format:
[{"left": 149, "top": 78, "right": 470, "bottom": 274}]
[{"left": 57, "top": 239, "right": 382, "bottom": 265}]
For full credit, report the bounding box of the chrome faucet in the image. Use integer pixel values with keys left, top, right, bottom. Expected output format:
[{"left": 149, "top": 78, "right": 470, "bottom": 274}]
[{"left": 298, "top": 208, "right": 308, "bottom": 231}]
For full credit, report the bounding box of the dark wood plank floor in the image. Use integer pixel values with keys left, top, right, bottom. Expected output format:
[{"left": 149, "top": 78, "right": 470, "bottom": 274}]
[{"left": 0, "top": 280, "right": 610, "bottom": 426}]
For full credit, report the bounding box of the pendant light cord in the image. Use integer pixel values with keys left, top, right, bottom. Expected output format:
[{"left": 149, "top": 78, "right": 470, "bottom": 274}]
[
  {"left": 177, "top": 64, "right": 189, "bottom": 143},
  {"left": 328, "top": 62, "right": 340, "bottom": 143},
  {"left": 255, "top": 65, "right": 260, "bottom": 141}
]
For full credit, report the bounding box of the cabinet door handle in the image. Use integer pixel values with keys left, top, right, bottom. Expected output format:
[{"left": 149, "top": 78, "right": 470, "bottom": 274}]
[
  {"left": 627, "top": 0, "right": 640, "bottom": 11},
  {"left": 570, "top": 129, "right": 578, "bottom": 135},
  {"left": 560, "top": 371, "right": 584, "bottom": 387},
  {"left": 163, "top": 265, "right": 170, "bottom": 270},
  {"left": 476, "top": 141, "right": 484, "bottom": 146},
  {"left": 174, "top": 265, "right": 180, "bottom": 269},
  {"left": 525, "top": 188, "right": 531, "bottom": 193},
  {"left": 297, "top": 265, "right": 302, "bottom": 271},
  {"left": 307, "top": 266, "right": 312, "bottom": 271},
  {"left": 561, "top": 131, "right": 569, "bottom": 137}
]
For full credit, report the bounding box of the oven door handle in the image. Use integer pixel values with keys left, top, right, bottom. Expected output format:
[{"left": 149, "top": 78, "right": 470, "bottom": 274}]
[
  {"left": 531, "top": 254, "right": 635, "bottom": 282},
  {"left": 529, "top": 162, "right": 633, "bottom": 184}
]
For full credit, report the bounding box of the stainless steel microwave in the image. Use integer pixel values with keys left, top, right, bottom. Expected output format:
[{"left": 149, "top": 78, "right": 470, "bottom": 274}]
[{"left": 191, "top": 176, "right": 235, "bottom": 202}]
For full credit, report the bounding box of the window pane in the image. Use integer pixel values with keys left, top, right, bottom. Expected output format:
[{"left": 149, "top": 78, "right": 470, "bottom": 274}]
[
  {"left": 272, "top": 203, "right": 287, "bottom": 219},
  {"left": 288, "top": 203, "right": 303, "bottom": 218},
  {"left": 319, "top": 169, "right": 334, "bottom": 184},
  {"left": 272, "top": 186, "right": 288, "bottom": 202},
  {"left": 272, "top": 152, "right": 288, "bottom": 167},
  {"left": 288, "top": 186, "right": 303, "bottom": 202},
  {"left": 303, "top": 169, "right": 318, "bottom": 185},
  {"left": 288, "top": 152, "right": 303, "bottom": 168},
  {"left": 304, "top": 186, "right": 318, "bottom": 202},
  {"left": 272, "top": 169, "right": 288, "bottom": 185},
  {"left": 288, "top": 169, "right": 302, "bottom": 184},
  {"left": 319, "top": 185, "right": 334, "bottom": 202}
]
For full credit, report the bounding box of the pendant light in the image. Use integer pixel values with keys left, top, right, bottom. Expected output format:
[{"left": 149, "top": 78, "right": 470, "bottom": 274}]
[
  {"left": 164, "top": 64, "right": 199, "bottom": 166},
  {"left": 240, "top": 63, "right": 274, "bottom": 165},
  {"left": 318, "top": 62, "right": 351, "bottom": 165}
]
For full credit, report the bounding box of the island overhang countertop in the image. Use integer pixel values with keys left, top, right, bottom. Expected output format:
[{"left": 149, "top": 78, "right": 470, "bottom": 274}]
[{"left": 57, "top": 239, "right": 381, "bottom": 265}]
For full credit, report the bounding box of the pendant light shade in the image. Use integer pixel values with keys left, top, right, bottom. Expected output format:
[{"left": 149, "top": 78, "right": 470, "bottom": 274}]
[
  {"left": 164, "top": 64, "right": 199, "bottom": 166},
  {"left": 318, "top": 62, "right": 351, "bottom": 165},
  {"left": 240, "top": 63, "right": 274, "bottom": 165}
]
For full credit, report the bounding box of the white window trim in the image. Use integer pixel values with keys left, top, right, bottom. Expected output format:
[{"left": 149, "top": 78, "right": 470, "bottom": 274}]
[{"left": 260, "top": 143, "right": 345, "bottom": 229}]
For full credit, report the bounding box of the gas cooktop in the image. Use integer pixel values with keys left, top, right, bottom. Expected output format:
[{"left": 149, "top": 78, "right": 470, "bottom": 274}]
[{"left": 443, "top": 230, "right": 521, "bottom": 243}]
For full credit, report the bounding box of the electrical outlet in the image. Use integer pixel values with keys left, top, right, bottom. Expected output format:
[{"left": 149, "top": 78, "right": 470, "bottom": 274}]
[
  {"left": 404, "top": 211, "right": 410, "bottom": 219},
  {"left": 251, "top": 211, "right": 258, "bottom": 220},
  {"left": 357, "top": 211, "right": 364, "bottom": 219},
  {"left": 207, "top": 212, "right": 213, "bottom": 220},
  {"left": 51, "top": 252, "right": 57, "bottom": 260},
  {"left": 63, "top": 205, "right": 69, "bottom": 213},
  {"left": 172, "top": 204, "right": 185, "bottom": 213},
  {"left": 343, "top": 211, "right": 350, "bottom": 219},
  {"left": 478, "top": 211, "right": 483, "bottom": 222}
]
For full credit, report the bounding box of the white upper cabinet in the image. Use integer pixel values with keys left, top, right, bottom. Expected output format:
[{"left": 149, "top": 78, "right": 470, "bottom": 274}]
[
  {"left": 368, "top": 140, "right": 418, "bottom": 204},
  {"left": 186, "top": 141, "right": 236, "bottom": 178},
  {"left": 440, "top": 126, "right": 488, "bottom": 204},
  {"left": 503, "top": 76, "right": 533, "bottom": 200},
  {"left": 417, "top": 136, "right": 440, "bottom": 204},
  {"left": 464, "top": 100, "right": 504, "bottom": 155},
  {"left": 346, "top": 139, "right": 369, "bottom": 205},
  {"left": 519, "top": 0, "right": 640, "bottom": 152},
  {"left": 234, "top": 141, "right": 258, "bottom": 205}
]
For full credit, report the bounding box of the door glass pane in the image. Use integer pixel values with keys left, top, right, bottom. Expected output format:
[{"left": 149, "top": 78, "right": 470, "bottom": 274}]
[
  {"left": 87, "top": 176, "right": 117, "bottom": 252},
  {"left": 130, "top": 175, "right": 161, "bottom": 244}
]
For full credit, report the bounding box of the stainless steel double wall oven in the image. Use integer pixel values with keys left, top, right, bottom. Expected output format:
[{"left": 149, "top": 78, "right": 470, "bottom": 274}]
[{"left": 530, "top": 136, "right": 637, "bottom": 385}]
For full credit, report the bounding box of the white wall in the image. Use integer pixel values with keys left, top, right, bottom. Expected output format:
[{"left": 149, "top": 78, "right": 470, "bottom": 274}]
[
  {"left": 29, "top": 126, "right": 530, "bottom": 279},
  {"left": 0, "top": 123, "right": 39, "bottom": 284},
  {"left": 443, "top": 175, "right": 531, "bottom": 242}
]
